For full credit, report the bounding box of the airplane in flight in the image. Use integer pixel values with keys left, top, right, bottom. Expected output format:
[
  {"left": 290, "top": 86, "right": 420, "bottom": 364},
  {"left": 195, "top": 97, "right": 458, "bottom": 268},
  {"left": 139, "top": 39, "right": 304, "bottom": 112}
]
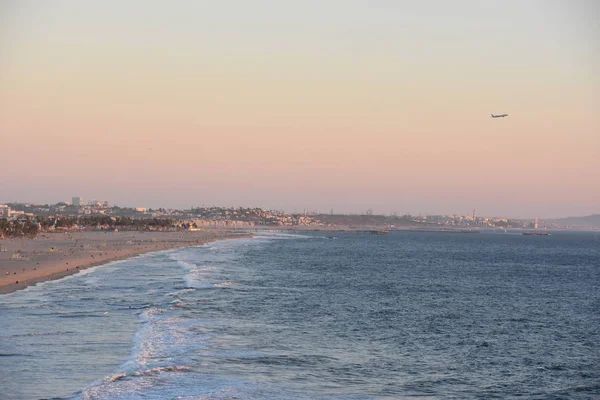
[{"left": 491, "top": 113, "right": 508, "bottom": 118}]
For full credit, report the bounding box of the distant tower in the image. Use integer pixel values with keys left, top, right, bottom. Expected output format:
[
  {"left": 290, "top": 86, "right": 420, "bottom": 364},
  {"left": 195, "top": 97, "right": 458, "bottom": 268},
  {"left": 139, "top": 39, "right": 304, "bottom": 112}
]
[
  {"left": 473, "top": 209, "right": 477, "bottom": 220},
  {"left": 72, "top": 197, "right": 83, "bottom": 207},
  {"left": 534, "top": 217, "right": 539, "bottom": 229}
]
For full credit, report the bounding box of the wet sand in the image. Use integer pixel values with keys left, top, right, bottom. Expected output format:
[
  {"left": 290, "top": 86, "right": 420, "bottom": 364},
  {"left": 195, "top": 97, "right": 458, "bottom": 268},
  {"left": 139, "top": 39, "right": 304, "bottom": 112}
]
[{"left": 0, "top": 230, "right": 250, "bottom": 294}]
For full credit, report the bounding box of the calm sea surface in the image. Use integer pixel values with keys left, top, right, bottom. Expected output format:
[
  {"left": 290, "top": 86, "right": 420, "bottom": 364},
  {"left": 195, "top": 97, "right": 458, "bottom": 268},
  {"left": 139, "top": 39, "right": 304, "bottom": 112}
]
[{"left": 1, "top": 231, "right": 599, "bottom": 399}]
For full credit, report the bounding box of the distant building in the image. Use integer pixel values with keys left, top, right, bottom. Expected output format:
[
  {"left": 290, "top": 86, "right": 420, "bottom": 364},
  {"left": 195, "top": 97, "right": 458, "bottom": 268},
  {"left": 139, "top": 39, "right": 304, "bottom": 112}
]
[
  {"left": 88, "top": 200, "right": 108, "bottom": 207},
  {"left": 136, "top": 207, "right": 147, "bottom": 213},
  {"left": 9, "top": 210, "right": 25, "bottom": 218},
  {"left": 0, "top": 204, "right": 10, "bottom": 218},
  {"left": 72, "top": 197, "right": 84, "bottom": 207}
]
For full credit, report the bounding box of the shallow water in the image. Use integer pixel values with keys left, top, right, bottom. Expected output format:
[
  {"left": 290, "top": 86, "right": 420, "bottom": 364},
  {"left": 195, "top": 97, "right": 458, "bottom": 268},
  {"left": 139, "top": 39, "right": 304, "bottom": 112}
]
[{"left": 1, "top": 232, "right": 599, "bottom": 399}]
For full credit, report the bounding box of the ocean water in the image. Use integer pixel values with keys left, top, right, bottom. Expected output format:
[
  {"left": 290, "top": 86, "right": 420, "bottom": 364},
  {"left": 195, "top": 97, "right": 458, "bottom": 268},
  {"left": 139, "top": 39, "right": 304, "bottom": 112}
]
[{"left": 1, "top": 231, "right": 599, "bottom": 399}]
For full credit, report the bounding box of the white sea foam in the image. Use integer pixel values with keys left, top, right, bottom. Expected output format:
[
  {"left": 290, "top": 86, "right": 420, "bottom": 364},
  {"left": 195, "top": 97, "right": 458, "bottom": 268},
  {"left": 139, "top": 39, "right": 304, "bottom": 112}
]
[
  {"left": 252, "top": 231, "right": 309, "bottom": 239},
  {"left": 176, "top": 260, "right": 199, "bottom": 271},
  {"left": 104, "top": 372, "right": 127, "bottom": 383},
  {"left": 170, "top": 298, "right": 189, "bottom": 309},
  {"left": 213, "top": 281, "right": 234, "bottom": 288},
  {"left": 139, "top": 307, "right": 163, "bottom": 323},
  {"left": 101, "top": 365, "right": 191, "bottom": 384},
  {"left": 77, "top": 236, "right": 260, "bottom": 400},
  {"left": 134, "top": 365, "right": 192, "bottom": 375},
  {"left": 183, "top": 275, "right": 214, "bottom": 289},
  {"left": 174, "top": 258, "right": 221, "bottom": 289},
  {"left": 167, "top": 288, "right": 196, "bottom": 297}
]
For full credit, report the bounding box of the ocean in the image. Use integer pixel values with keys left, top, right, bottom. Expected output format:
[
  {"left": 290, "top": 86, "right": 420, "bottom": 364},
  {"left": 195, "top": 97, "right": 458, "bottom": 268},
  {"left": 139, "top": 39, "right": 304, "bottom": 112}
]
[{"left": 1, "top": 231, "right": 599, "bottom": 399}]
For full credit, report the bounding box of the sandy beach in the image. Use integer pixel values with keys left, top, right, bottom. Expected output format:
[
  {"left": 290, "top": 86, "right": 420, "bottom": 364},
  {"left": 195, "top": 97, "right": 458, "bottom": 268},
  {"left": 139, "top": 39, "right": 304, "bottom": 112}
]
[{"left": 0, "top": 230, "right": 249, "bottom": 294}]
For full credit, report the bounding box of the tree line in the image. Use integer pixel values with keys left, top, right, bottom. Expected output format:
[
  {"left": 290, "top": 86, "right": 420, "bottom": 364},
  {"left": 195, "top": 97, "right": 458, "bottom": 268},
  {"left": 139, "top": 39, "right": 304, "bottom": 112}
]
[
  {"left": 39, "top": 216, "right": 175, "bottom": 229},
  {"left": 0, "top": 219, "right": 40, "bottom": 238},
  {"left": 1, "top": 216, "right": 177, "bottom": 239}
]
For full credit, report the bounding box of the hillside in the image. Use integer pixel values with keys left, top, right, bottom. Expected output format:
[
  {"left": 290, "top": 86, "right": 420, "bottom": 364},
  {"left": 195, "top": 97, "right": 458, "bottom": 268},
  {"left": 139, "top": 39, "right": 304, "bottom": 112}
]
[{"left": 549, "top": 214, "right": 600, "bottom": 228}]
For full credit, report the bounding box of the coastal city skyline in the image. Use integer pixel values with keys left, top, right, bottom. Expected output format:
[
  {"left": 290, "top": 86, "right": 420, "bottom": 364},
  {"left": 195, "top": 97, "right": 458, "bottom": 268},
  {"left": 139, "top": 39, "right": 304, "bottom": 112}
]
[
  {"left": 2, "top": 1, "right": 599, "bottom": 219},
  {"left": 2, "top": 197, "right": 599, "bottom": 230},
  {"left": 0, "top": 193, "right": 598, "bottom": 221}
]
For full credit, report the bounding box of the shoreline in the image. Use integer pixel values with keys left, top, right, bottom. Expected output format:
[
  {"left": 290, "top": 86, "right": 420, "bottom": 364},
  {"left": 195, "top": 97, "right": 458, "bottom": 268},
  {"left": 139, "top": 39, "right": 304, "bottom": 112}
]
[{"left": 0, "top": 230, "right": 252, "bottom": 295}]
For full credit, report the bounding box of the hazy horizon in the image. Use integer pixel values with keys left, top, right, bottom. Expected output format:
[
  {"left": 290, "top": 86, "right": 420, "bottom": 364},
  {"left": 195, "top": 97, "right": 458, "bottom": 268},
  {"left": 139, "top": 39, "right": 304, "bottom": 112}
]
[
  {"left": 1, "top": 1, "right": 598, "bottom": 219},
  {"left": 2, "top": 196, "right": 598, "bottom": 221}
]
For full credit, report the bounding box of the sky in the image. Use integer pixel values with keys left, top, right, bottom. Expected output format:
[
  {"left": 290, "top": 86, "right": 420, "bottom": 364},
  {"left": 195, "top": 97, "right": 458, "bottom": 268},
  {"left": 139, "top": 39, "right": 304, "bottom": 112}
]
[{"left": 1, "top": 0, "right": 598, "bottom": 218}]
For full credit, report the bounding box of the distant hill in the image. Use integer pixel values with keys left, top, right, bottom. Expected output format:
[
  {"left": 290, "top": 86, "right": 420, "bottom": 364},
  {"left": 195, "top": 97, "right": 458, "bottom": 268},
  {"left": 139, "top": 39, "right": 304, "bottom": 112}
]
[{"left": 549, "top": 214, "right": 600, "bottom": 228}]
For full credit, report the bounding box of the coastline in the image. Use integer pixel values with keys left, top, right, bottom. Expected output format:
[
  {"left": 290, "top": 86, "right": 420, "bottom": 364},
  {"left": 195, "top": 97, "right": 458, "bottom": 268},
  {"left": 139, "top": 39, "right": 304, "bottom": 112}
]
[{"left": 0, "top": 230, "right": 252, "bottom": 295}]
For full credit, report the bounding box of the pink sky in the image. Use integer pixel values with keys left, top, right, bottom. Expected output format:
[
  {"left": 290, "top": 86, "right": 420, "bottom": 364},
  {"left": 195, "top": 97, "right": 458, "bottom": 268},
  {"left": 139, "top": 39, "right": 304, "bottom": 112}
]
[{"left": 1, "top": 1, "right": 598, "bottom": 218}]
